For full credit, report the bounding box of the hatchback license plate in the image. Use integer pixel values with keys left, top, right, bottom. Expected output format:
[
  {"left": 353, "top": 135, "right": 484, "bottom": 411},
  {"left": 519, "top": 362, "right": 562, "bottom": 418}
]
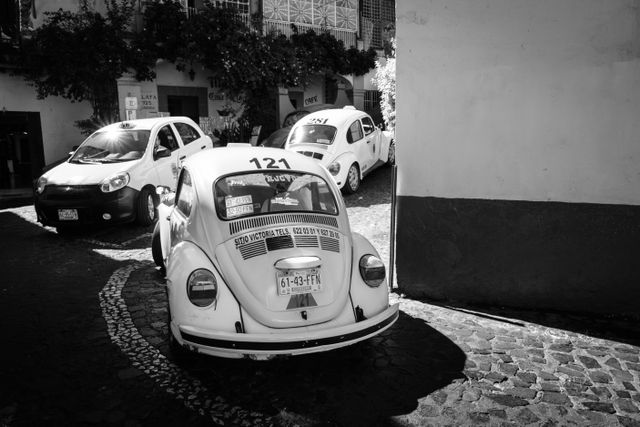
[
  {"left": 58, "top": 209, "right": 78, "bottom": 221},
  {"left": 277, "top": 268, "right": 322, "bottom": 296}
]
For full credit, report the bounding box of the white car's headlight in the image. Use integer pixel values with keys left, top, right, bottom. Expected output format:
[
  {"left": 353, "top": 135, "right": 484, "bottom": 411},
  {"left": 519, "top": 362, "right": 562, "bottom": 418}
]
[
  {"left": 100, "top": 172, "right": 130, "bottom": 193},
  {"left": 187, "top": 269, "right": 218, "bottom": 308},
  {"left": 328, "top": 162, "right": 341, "bottom": 176},
  {"left": 35, "top": 176, "right": 48, "bottom": 194},
  {"left": 359, "top": 255, "right": 385, "bottom": 287}
]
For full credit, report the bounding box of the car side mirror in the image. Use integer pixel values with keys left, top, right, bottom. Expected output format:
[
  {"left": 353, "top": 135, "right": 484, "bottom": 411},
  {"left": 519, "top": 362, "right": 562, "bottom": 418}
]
[
  {"left": 68, "top": 145, "right": 79, "bottom": 157},
  {"left": 154, "top": 146, "right": 171, "bottom": 160},
  {"left": 156, "top": 185, "right": 175, "bottom": 205}
]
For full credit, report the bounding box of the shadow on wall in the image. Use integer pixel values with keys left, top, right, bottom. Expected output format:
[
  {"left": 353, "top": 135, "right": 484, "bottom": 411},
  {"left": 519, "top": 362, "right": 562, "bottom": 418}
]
[{"left": 396, "top": 196, "right": 640, "bottom": 347}]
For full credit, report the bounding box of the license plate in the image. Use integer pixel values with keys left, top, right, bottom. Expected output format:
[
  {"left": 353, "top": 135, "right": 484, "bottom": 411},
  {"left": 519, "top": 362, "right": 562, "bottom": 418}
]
[
  {"left": 58, "top": 209, "right": 78, "bottom": 221},
  {"left": 276, "top": 268, "right": 322, "bottom": 296}
]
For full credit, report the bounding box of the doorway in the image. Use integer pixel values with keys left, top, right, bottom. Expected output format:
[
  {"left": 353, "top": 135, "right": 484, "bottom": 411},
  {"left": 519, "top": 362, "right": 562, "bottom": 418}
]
[
  {"left": 0, "top": 111, "right": 44, "bottom": 189},
  {"left": 168, "top": 95, "right": 200, "bottom": 123}
]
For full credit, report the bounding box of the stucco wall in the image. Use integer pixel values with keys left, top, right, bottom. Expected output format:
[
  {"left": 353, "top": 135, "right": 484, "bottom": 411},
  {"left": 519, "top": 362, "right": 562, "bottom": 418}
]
[
  {"left": 0, "top": 73, "right": 92, "bottom": 164},
  {"left": 394, "top": 0, "right": 640, "bottom": 315},
  {"left": 396, "top": 0, "right": 640, "bottom": 205}
]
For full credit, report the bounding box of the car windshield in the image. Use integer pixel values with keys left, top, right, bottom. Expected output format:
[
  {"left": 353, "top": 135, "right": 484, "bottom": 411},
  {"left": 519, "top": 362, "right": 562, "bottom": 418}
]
[
  {"left": 214, "top": 171, "right": 338, "bottom": 220},
  {"left": 70, "top": 130, "right": 150, "bottom": 163},
  {"left": 289, "top": 125, "right": 336, "bottom": 145}
]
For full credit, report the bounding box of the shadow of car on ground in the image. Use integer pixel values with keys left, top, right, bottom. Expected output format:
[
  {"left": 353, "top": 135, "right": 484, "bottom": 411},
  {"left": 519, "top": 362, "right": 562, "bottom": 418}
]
[{"left": 125, "top": 264, "right": 467, "bottom": 426}]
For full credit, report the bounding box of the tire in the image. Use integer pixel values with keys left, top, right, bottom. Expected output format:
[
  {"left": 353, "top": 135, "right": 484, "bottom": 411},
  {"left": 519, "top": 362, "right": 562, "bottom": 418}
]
[
  {"left": 136, "top": 187, "right": 157, "bottom": 226},
  {"left": 151, "top": 222, "right": 164, "bottom": 271},
  {"left": 343, "top": 163, "right": 361, "bottom": 194},
  {"left": 387, "top": 139, "right": 396, "bottom": 166}
]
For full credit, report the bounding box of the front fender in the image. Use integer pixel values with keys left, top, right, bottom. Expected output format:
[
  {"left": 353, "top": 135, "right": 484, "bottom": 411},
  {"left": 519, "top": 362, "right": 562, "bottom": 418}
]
[
  {"left": 328, "top": 152, "right": 359, "bottom": 185},
  {"left": 349, "top": 232, "right": 391, "bottom": 319}
]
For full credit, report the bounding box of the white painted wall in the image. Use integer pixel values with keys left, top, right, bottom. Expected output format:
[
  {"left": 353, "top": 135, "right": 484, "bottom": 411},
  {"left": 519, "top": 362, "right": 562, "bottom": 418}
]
[
  {"left": 396, "top": 0, "right": 640, "bottom": 205},
  {"left": 0, "top": 73, "right": 92, "bottom": 164}
]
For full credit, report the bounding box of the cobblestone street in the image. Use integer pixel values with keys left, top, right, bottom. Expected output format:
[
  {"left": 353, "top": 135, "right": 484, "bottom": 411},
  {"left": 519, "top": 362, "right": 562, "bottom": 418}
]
[{"left": 1, "top": 167, "right": 640, "bottom": 426}]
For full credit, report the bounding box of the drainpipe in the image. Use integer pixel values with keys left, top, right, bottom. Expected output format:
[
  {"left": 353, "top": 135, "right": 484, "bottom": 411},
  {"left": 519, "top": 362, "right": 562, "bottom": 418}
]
[{"left": 389, "top": 164, "right": 398, "bottom": 291}]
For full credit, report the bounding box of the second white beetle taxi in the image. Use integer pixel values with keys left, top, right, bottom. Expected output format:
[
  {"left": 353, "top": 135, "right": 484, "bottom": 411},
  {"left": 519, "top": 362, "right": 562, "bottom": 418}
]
[
  {"left": 152, "top": 144, "right": 399, "bottom": 359},
  {"left": 284, "top": 107, "right": 395, "bottom": 193}
]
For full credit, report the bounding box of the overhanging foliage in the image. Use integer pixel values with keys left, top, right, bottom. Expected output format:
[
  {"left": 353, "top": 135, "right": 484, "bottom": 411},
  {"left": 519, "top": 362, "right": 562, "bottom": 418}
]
[{"left": 10, "top": 0, "right": 377, "bottom": 137}]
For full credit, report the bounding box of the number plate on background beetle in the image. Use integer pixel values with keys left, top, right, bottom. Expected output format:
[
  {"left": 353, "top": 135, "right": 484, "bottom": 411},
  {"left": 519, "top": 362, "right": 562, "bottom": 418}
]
[
  {"left": 276, "top": 268, "right": 322, "bottom": 296},
  {"left": 58, "top": 209, "right": 78, "bottom": 221}
]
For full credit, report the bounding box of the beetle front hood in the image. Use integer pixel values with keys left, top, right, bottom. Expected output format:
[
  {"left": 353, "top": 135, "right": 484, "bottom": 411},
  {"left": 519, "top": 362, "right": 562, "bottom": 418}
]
[
  {"left": 42, "top": 160, "right": 138, "bottom": 186},
  {"left": 214, "top": 220, "right": 353, "bottom": 329}
]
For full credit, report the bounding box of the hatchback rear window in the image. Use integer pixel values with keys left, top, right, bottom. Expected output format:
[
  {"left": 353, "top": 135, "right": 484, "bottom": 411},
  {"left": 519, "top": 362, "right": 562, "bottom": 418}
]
[
  {"left": 214, "top": 171, "right": 338, "bottom": 220},
  {"left": 289, "top": 125, "right": 336, "bottom": 145}
]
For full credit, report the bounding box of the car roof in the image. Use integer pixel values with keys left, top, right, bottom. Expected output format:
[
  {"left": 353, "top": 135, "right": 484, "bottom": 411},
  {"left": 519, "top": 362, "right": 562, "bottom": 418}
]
[
  {"left": 95, "top": 116, "right": 196, "bottom": 132},
  {"left": 184, "top": 144, "right": 333, "bottom": 185},
  {"left": 294, "top": 107, "right": 369, "bottom": 129}
]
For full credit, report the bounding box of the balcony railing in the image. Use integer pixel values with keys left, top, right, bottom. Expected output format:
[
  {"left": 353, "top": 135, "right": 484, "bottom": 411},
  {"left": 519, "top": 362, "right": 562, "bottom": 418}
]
[{"left": 263, "top": 19, "right": 356, "bottom": 48}]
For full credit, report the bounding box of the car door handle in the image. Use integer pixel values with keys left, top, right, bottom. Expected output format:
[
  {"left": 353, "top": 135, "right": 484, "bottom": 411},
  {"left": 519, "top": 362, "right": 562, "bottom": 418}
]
[
  {"left": 201, "top": 145, "right": 206, "bottom": 149},
  {"left": 179, "top": 155, "right": 186, "bottom": 160}
]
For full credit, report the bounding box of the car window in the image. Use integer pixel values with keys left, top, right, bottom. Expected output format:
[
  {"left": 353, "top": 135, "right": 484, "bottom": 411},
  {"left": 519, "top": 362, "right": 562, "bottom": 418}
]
[
  {"left": 214, "top": 171, "right": 338, "bottom": 220},
  {"left": 361, "top": 117, "right": 376, "bottom": 136},
  {"left": 175, "top": 169, "right": 194, "bottom": 217},
  {"left": 174, "top": 122, "right": 200, "bottom": 145},
  {"left": 155, "top": 125, "right": 179, "bottom": 151},
  {"left": 347, "top": 120, "right": 364, "bottom": 144},
  {"left": 289, "top": 125, "right": 336, "bottom": 145},
  {"left": 69, "top": 130, "right": 150, "bottom": 164}
]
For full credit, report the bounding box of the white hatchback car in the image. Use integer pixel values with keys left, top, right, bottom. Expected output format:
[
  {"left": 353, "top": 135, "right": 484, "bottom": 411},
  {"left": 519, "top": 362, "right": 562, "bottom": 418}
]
[
  {"left": 283, "top": 107, "right": 395, "bottom": 193},
  {"left": 34, "top": 117, "right": 213, "bottom": 231},
  {"left": 152, "top": 145, "right": 399, "bottom": 359}
]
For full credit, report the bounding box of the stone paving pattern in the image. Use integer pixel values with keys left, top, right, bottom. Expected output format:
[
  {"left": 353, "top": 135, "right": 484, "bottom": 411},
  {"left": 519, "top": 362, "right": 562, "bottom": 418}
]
[{"left": 2, "top": 166, "right": 640, "bottom": 426}]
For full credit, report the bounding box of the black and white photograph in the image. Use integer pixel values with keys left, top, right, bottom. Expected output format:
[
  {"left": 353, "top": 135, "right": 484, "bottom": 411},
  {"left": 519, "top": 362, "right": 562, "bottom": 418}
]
[{"left": 1, "top": 0, "right": 639, "bottom": 425}]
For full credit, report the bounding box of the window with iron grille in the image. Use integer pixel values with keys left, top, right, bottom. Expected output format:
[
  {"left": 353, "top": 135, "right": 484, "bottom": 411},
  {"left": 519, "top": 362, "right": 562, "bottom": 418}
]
[
  {"left": 360, "top": 0, "right": 394, "bottom": 50},
  {"left": 219, "top": 0, "right": 249, "bottom": 14}
]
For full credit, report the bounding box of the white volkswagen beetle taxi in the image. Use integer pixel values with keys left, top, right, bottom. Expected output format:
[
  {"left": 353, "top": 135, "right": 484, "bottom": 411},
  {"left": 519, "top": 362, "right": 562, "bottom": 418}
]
[
  {"left": 283, "top": 107, "right": 395, "bottom": 193},
  {"left": 152, "top": 145, "right": 398, "bottom": 359}
]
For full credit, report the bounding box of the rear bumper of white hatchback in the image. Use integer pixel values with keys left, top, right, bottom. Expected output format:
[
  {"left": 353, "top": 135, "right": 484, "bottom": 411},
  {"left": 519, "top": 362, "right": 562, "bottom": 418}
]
[{"left": 173, "top": 303, "right": 399, "bottom": 359}]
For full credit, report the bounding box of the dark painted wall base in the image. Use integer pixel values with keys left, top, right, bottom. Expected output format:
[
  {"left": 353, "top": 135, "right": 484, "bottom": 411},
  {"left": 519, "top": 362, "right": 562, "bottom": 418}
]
[{"left": 396, "top": 196, "right": 640, "bottom": 316}]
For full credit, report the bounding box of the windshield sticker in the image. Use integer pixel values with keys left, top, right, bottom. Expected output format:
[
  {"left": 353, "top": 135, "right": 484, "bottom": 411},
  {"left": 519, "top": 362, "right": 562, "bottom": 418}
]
[
  {"left": 265, "top": 174, "right": 297, "bottom": 184},
  {"left": 225, "top": 195, "right": 253, "bottom": 209},
  {"left": 227, "top": 204, "right": 254, "bottom": 218},
  {"left": 317, "top": 139, "right": 330, "bottom": 144},
  {"left": 272, "top": 197, "right": 299, "bottom": 206}
]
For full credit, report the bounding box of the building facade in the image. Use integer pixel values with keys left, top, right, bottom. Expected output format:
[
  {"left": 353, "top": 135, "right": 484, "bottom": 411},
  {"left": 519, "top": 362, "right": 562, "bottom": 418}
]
[
  {"left": 0, "top": 0, "right": 395, "bottom": 191},
  {"left": 395, "top": 0, "right": 640, "bottom": 316}
]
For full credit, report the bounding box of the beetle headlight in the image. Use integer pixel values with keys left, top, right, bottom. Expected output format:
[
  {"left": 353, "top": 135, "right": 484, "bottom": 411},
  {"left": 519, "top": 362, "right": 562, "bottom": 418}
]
[
  {"left": 35, "top": 176, "right": 48, "bottom": 194},
  {"left": 328, "top": 162, "right": 341, "bottom": 176},
  {"left": 187, "top": 269, "right": 218, "bottom": 307},
  {"left": 100, "top": 172, "right": 130, "bottom": 193},
  {"left": 359, "top": 255, "right": 385, "bottom": 287}
]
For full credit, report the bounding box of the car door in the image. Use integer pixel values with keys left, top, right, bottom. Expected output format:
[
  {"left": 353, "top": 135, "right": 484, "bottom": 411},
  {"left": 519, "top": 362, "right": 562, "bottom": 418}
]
[
  {"left": 151, "top": 124, "right": 182, "bottom": 189},
  {"left": 169, "top": 168, "right": 194, "bottom": 255},
  {"left": 347, "top": 119, "right": 374, "bottom": 173},
  {"left": 361, "top": 116, "right": 381, "bottom": 164},
  {"left": 172, "top": 121, "right": 211, "bottom": 159}
]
